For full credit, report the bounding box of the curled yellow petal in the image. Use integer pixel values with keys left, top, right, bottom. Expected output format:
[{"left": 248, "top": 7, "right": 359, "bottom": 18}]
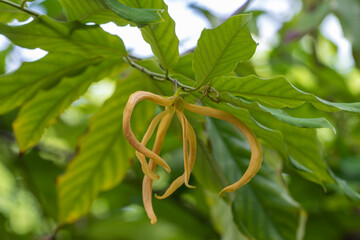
[
  {"left": 155, "top": 109, "right": 197, "bottom": 200},
  {"left": 186, "top": 117, "right": 197, "bottom": 185},
  {"left": 142, "top": 164, "right": 157, "bottom": 225},
  {"left": 183, "top": 101, "right": 263, "bottom": 198},
  {"left": 123, "top": 91, "right": 174, "bottom": 173},
  {"left": 142, "top": 107, "right": 175, "bottom": 224},
  {"left": 155, "top": 174, "right": 185, "bottom": 199},
  {"left": 175, "top": 110, "right": 193, "bottom": 188},
  {"left": 136, "top": 108, "right": 170, "bottom": 180}
]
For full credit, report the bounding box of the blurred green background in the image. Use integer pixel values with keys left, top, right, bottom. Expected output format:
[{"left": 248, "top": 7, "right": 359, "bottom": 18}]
[{"left": 0, "top": 0, "right": 360, "bottom": 239}]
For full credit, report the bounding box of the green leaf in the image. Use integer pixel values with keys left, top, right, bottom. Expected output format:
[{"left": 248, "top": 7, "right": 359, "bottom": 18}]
[
  {"left": 172, "top": 53, "right": 195, "bottom": 80},
  {"left": 251, "top": 111, "right": 334, "bottom": 185},
  {"left": 218, "top": 92, "right": 336, "bottom": 132},
  {"left": 58, "top": 0, "right": 130, "bottom": 26},
  {"left": 204, "top": 98, "right": 334, "bottom": 185},
  {"left": 0, "top": 0, "right": 30, "bottom": 23},
  {"left": 0, "top": 44, "right": 12, "bottom": 74},
  {"left": 207, "top": 119, "right": 304, "bottom": 240},
  {"left": 120, "top": 0, "right": 178, "bottom": 70},
  {"left": 13, "top": 60, "right": 123, "bottom": 152},
  {"left": 57, "top": 72, "right": 155, "bottom": 224},
  {"left": 193, "top": 140, "right": 229, "bottom": 194},
  {"left": 193, "top": 14, "right": 256, "bottom": 87},
  {"left": 329, "top": 171, "right": 360, "bottom": 206},
  {"left": 203, "top": 99, "right": 288, "bottom": 159},
  {"left": 0, "top": 53, "right": 102, "bottom": 114},
  {"left": 332, "top": 0, "right": 360, "bottom": 68},
  {"left": 105, "top": 0, "right": 163, "bottom": 25},
  {"left": 205, "top": 192, "right": 247, "bottom": 240},
  {"left": 0, "top": 15, "right": 127, "bottom": 57},
  {"left": 212, "top": 75, "right": 360, "bottom": 114}
]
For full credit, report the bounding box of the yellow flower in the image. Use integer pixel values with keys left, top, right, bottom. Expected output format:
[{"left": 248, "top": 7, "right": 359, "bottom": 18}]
[{"left": 123, "top": 91, "right": 263, "bottom": 224}]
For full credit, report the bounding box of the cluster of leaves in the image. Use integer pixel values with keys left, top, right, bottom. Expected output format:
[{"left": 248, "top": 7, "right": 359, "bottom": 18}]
[{"left": 0, "top": 0, "right": 359, "bottom": 239}]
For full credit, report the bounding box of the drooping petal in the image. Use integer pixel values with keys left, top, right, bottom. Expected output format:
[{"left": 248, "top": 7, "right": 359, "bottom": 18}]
[
  {"left": 155, "top": 174, "right": 185, "bottom": 199},
  {"left": 142, "top": 107, "right": 175, "bottom": 224},
  {"left": 186, "top": 116, "right": 197, "bottom": 184},
  {"left": 136, "top": 108, "right": 170, "bottom": 180},
  {"left": 175, "top": 110, "right": 192, "bottom": 188},
  {"left": 142, "top": 166, "right": 157, "bottom": 225},
  {"left": 155, "top": 109, "right": 197, "bottom": 199},
  {"left": 123, "top": 91, "right": 174, "bottom": 173},
  {"left": 183, "top": 101, "right": 263, "bottom": 198}
]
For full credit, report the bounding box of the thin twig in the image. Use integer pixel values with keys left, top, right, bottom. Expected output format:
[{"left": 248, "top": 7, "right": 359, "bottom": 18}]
[
  {"left": 123, "top": 56, "right": 196, "bottom": 91},
  {"left": 0, "top": 0, "right": 41, "bottom": 17}
]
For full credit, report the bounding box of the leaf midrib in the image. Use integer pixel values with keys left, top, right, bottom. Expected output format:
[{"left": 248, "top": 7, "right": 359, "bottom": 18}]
[
  {"left": 18, "top": 61, "right": 119, "bottom": 150},
  {"left": 198, "top": 17, "right": 250, "bottom": 86},
  {"left": 221, "top": 90, "right": 318, "bottom": 106}
]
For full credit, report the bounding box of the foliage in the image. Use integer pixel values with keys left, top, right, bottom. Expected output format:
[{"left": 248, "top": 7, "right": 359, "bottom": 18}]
[{"left": 0, "top": 0, "right": 359, "bottom": 239}]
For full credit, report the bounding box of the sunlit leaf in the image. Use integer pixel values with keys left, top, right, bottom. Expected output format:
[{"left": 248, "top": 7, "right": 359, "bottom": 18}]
[
  {"left": 105, "top": 0, "right": 163, "bottom": 25},
  {"left": 13, "top": 60, "right": 123, "bottom": 152},
  {"left": 0, "top": 44, "right": 12, "bottom": 74},
  {"left": 172, "top": 53, "right": 195, "bottom": 80},
  {"left": 0, "top": 0, "right": 30, "bottom": 23},
  {"left": 58, "top": 0, "right": 129, "bottom": 26},
  {"left": 57, "top": 72, "right": 155, "bottom": 224},
  {"left": 193, "top": 14, "right": 256, "bottom": 87},
  {"left": 213, "top": 75, "right": 360, "bottom": 113},
  {"left": 0, "top": 53, "right": 102, "bottom": 114},
  {"left": 0, "top": 15, "right": 127, "bottom": 57}
]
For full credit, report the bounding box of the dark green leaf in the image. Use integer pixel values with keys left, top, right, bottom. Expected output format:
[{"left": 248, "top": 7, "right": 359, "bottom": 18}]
[
  {"left": 207, "top": 119, "right": 304, "bottom": 240},
  {"left": 329, "top": 170, "right": 360, "bottom": 206}
]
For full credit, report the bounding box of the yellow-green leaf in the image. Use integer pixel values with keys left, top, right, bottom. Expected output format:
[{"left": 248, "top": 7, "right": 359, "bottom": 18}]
[
  {"left": 193, "top": 14, "right": 256, "bottom": 87},
  {"left": 57, "top": 72, "right": 155, "bottom": 224},
  {"left": 13, "top": 60, "right": 122, "bottom": 152},
  {"left": 0, "top": 53, "right": 102, "bottom": 114},
  {"left": 0, "top": 15, "right": 127, "bottom": 57}
]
